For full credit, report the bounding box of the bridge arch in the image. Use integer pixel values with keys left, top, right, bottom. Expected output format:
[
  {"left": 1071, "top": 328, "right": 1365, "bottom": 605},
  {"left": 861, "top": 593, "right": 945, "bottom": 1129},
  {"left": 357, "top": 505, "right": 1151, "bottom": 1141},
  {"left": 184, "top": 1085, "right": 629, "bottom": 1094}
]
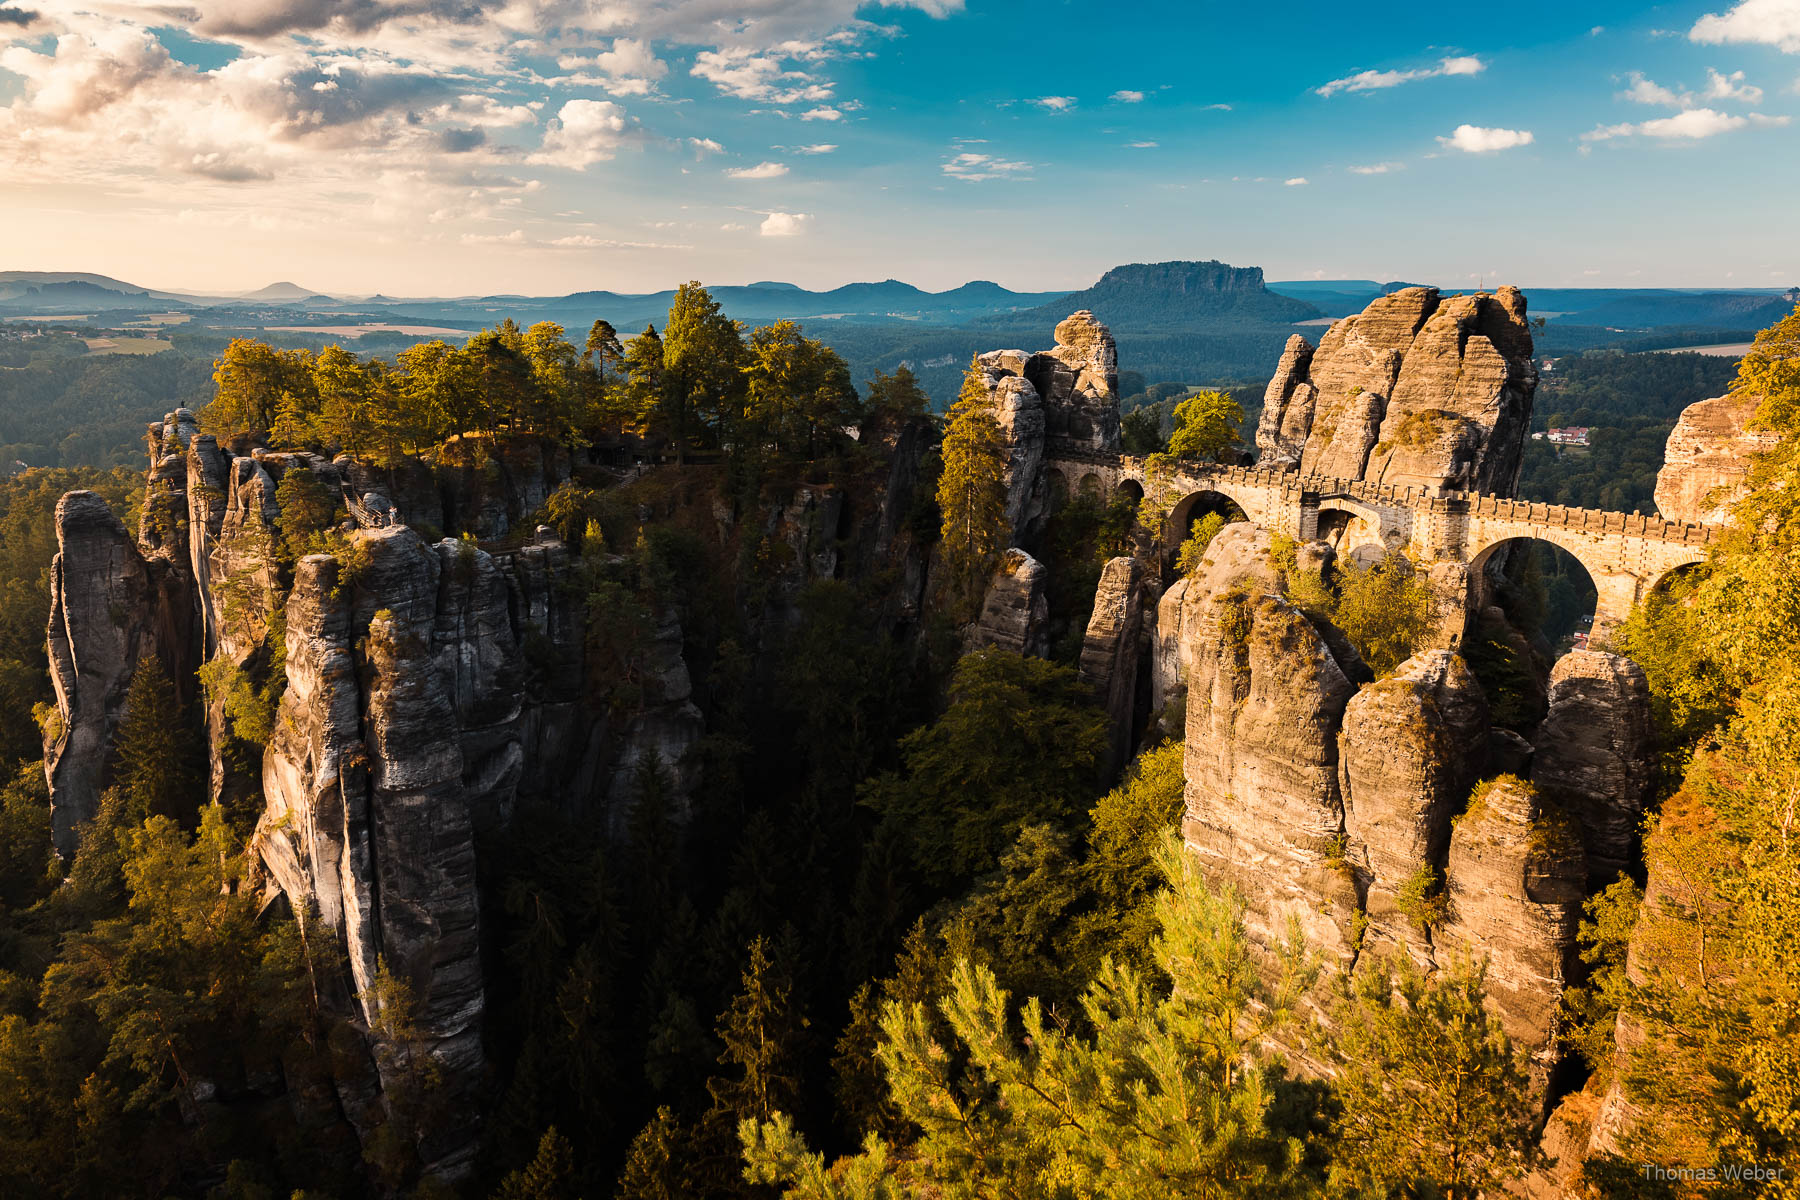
[
  {"left": 1312, "top": 496, "right": 1404, "bottom": 567},
  {"left": 1466, "top": 536, "right": 1602, "bottom": 651}
]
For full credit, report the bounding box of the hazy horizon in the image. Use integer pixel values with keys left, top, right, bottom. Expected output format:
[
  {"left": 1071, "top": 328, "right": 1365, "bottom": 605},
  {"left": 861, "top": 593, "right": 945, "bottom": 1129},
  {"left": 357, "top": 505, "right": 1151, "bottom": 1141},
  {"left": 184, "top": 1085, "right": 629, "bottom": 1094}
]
[{"left": 3, "top": 0, "right": 1798, "bottom": 295}]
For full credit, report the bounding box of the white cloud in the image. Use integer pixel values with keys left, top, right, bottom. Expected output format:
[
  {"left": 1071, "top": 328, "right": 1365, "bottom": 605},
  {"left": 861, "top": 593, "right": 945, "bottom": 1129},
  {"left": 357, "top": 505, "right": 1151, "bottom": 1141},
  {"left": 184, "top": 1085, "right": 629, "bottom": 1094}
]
[
  {"left": 692, "top": 47, "right": 835, "bottom": 104},
  {"left": 1110, "top": 89, "right": 1144, "bottom": 103},
  {"left": 1619, "top": 72, "right": 1691, "bottom": 106},
  {"left": 941, "top": 150, "right": 1033, "bottom": 181},
  {"left": 1692, "top": 0, "right": 1800, "bottom": 54},
  {"left": 1316, "top": 55, "right": 1485, "bottom": 97},
  {"left": 1583, "top": 107, "right": 1789, "bottom": 140},
  {"left": 687, "top": 137, "right": 724, "bottom": 156},
  {"left": 1032, "top": 95, "right": 1076, "bottom": 110},
  {"left": 1437, "top": 124, "right": 1534, "bottom": 152},
  {"left": 549, "top": 234, "right": 692, "bottom": 250},
  {"left": 461, "top": 229, "right": 525, "bottom": 245},
  {"left": 800, "top": 106, "right": 843, "bottom": 121},
  {"left": 1126, "top": 140, "right": 1158, "bottom": 148},
  {"left": 720, "top": 222, "right": 747, "bottom": 231},
  {"left": 535, "top": 99, "right": 630, "bottom": 169},
  {"left": 760, "top": 211, "right": 811, "bottom": 236},
  {"left": 1706, "top": 67, "right": 1763, "bottom": 102},
  {"left": 554, "top": 38, "right": 668, "bottom": 96},
  {"left": 725, "top": 160, "right": 788, "bottom": 178},
  {"left": 1284, "top": 176, "right": 1308, "bottom": 186},
  {"left": 1621, "top": 67, "right": 1763, "bottom": 108},
  {"left": 1348, "top": 161, "right": 1404, "bottom": 174},
  {"left": 788, "top": 143, "right": 837, "bottom": 154}
]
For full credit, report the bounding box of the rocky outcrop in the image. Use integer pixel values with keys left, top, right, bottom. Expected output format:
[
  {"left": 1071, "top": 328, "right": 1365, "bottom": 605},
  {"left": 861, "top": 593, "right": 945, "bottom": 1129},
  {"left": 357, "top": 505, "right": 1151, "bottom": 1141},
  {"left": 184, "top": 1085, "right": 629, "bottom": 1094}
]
[
  {"left": 256, "top": 529, "right": 487, "bottom": 1178},
  {"left": 1078, "top": 556, "right": 1144, "bottom": 769},
  {"left": 1149, "top": 575, "right": 1194, "bottom": 714},
  {"left": 970, "top": 548, "right": 1050, "bottom": 658},
  {"left": 972, "top": 368, "right": 1046, "bottom": 538},
  {"left": 1530, "top": 651, "right": 1652, "bottom": 885},
  {"left": 42, "top": 491, "right": 195, "bottom": 855},
  {"left": 1339, "top": 651, "right": 1489, "bottom": 968},
  {"left": 1271, "top": 287, "right": 1537, "bottom": 495},
  {"left": 1255, "top": 335, "right": 1319, "bottom": 470},
  {"left": 977, "top": 310, "right": 1121, "bottom": 471},
  {"left": 1653, "top": 390, "right": 1775, "bottom": 524},
  {"left": 1436, "top": 775, "right": 1584, "bottom": 1085},
  {"left": 1182, "top": 524, "right": 1361, "bottom": 972}
]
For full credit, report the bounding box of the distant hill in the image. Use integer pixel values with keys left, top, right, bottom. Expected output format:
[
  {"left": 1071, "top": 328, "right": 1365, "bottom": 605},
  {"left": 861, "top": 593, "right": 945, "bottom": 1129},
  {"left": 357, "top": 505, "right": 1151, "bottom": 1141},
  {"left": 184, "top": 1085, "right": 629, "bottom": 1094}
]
[
  {"left": 1549, "top": 291, "right": 1793, "bottom": 331},
  {"left": 986, "top": 261, "right": 1320, "bottom": 332},
  {"left": 0, "top": 271, "right": 164, "bottom": 308},
  {"left": 240, "top": 281, "right": 326, "bottom": 302}
]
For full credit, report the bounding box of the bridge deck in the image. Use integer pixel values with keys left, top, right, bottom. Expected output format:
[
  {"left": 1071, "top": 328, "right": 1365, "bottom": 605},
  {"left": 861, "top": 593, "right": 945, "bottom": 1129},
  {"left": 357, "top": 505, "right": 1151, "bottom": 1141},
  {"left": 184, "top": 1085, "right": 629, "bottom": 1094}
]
[{"left": 1046, "top": 452, "right": 1721, "bottom": 549}]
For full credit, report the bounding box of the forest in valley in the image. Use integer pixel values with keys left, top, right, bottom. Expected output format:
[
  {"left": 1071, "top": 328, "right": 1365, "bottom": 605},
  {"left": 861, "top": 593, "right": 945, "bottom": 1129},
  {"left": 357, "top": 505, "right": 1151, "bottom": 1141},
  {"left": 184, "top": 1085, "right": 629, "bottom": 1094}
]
[{"left": 0, "top": 287, "right": 1795, "bottom": 1199}]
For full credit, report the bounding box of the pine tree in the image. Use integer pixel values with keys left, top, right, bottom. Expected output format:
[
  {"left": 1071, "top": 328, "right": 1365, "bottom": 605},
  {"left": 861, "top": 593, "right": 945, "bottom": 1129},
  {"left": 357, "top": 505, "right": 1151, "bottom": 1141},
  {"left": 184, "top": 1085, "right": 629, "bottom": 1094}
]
[
  {"left": 935, "top": 360, "right": 1009, "bottom": 617},
  {"left": 494, "top": 1127, "right": 577, "bottom": 1200},
  {"left": 1326, "top": 955, "right": 1540, "bottom": 1199},
  {"left": 709, "top": 936, "right": 809, "bottom": 1127},
  {"left": 111, "top": 655, "right": 201, "bottom": 826}
]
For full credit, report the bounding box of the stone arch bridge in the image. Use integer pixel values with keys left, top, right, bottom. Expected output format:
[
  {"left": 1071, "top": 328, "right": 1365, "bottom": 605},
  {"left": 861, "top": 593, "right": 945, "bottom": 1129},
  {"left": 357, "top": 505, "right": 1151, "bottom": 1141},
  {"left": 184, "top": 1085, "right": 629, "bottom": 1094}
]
[{"left": 1046, "top": 452, "right": 1721, "bottom": 638}]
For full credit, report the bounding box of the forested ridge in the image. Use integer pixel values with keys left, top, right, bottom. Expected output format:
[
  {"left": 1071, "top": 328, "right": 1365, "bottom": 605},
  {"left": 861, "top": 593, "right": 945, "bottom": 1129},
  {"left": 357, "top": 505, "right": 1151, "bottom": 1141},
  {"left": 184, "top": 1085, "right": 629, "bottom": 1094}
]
[{"left": 0, "top": 289, "right": 1795, "bottom": 1199}]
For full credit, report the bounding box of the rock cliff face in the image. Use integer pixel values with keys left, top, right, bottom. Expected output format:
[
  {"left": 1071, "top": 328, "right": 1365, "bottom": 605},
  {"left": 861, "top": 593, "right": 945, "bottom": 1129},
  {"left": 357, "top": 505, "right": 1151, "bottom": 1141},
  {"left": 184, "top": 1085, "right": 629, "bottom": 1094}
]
[
  {"left": 969, "top": 548, "right": 1050, "bottom": 658},
  {"left": 1530, "top": 651, "right": 1652, "bottom": 885},
  {"left": 1436, "top": 775, "right": 1584, "bottom": 1084},
  {"left": 256, "top": 531, "right": 489, "bottom": 1177},
  {"left": 1181, "top": 524, "right": 1361, "bottom": 973},
  {"left": 975, "top": 310, "right": 1123, "bottom": 543},
  {"left": 42, "top": 490, "right": 196, "bottom": 854},
  {"left": 1078, "top": 556, "right": 1144, "bottom": 770},
  {"left": 1653, "top": 390, "right": 1776, "bottom": 524},
  {"left": 1177, "top": 539, "right": 1587, "bottom": 1092},
  {"left": 1339, "top": 651, "right": 1489, "bottom": 968},
  {"left": 1263, "top": 287, "right": 1538, "bottom": 494}
]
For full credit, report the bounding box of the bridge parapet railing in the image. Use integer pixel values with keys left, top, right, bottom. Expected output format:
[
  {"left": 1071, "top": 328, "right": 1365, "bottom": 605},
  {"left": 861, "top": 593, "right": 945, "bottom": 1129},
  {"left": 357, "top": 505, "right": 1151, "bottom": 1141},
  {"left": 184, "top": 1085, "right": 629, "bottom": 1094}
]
[{"left": 1043, "top": 452, "right": 1724, "bottom": 548}]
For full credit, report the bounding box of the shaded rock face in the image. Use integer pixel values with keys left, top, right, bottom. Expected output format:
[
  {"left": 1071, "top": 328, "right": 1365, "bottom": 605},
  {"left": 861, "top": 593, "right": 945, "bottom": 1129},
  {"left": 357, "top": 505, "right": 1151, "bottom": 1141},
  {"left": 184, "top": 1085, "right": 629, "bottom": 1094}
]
[
  {"left": 42, "top": 491, "right": 196, "bottom": 854},
  {"left": 1339, "top": 651, "right": 1490, "bottom": 967},
  {"left": 1653, "top": 390, "right": 1776, "bottom": 524},
  {"left": 1531, "top": 651, "right": 1652, "bottom": 885},
  {"left": 970, "top": 548, "right": 1050, "bottom": 658},
  {"left": 1268, "top": 287, "right": 1537, "bottom": 494},
  {"left": 1078, "top": 556, "right": 1144, "bottom": 769},
  {"left": 1149, "top": 575, "right": 1194, "bottom": 715},
  {"left": 256, "top": 529, "right": 499, "bottom": 1178},
  {"left": 434, "top": 434, "right": 572, "bottom": 541},
  {"left": 1436, "top": 776, "right": 1584, "bottom": 1084},
  {"left": 1181, "top": 524, "right": 1361, "bottom": 972}
]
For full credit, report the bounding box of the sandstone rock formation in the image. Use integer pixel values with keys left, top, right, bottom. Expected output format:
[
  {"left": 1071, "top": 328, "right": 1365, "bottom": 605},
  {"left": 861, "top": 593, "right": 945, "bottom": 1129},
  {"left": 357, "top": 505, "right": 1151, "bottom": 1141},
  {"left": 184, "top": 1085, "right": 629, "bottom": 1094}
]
[
  {"left": 1436, "top": 775, "right": 1584, "bottom": 1084},
  {"left": 1078, "top": 556, "right": 1144, "bottom": 769},
  {"left": 1254, "top": 335, "right": 1318, "bottom": 470},
  {"left": 970, "top": 548, "right": 1050, "bottom": 658},
  {"left": 1339, "top": 651, "right": 1489, "bottom": 967},
  {"left": 1181, "top": 524, "right": 1361, "bottom": 971},
  {"left": 42, "top": 490, "right": 196, "bottom": 854},
  {"left": 1653, "top": 390, "right": 1776, "bottom": 524},
  {"left": 1530, "top": 651, "right": 1653, "bottom": 884},
  {"left": 255, "top": 531, "right": 486, "bottom": 1177},
  {"left": 975, "top": 311, "right": 1123, "bottom": 541},
  {"left": 1263, "top": 287, "right": 1538, "bottom": 494}
]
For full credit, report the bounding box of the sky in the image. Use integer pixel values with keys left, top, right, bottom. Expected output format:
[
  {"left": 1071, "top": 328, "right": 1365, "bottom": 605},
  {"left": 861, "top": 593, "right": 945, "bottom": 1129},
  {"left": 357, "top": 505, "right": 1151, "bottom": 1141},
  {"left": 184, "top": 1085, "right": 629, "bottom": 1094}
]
[{"left": 1, "top": 0, "right": 1797, "bottom": 296}]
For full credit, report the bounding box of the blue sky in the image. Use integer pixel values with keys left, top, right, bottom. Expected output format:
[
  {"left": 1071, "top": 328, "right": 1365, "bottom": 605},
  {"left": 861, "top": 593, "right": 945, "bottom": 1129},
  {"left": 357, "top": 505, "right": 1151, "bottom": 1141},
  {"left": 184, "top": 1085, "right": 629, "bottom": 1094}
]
[{"left": 0, "top": 0, "right": 1795, "bottom": 295}]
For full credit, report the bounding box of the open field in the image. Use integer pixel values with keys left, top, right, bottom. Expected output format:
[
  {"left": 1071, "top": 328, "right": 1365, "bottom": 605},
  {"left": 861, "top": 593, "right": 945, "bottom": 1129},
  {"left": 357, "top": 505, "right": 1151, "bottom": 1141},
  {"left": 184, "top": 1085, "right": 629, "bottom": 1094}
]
[
  {"left": 1647, "top": 342, "right": 1754, "bottom": 357},
  {"left": 83, "top": 336, "right": 172, "bottom": 355},
  {"left": 261, "top": 323, "right": 475, "bottom": 338}
]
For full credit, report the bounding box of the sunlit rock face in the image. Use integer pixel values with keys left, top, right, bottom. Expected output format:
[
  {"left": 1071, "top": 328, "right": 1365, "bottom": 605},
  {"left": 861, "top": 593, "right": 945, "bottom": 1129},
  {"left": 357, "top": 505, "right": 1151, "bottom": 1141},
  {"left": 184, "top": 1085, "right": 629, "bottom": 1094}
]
[
  {"left": 1654, "top": 390, "right": 1775, "bottom": 524},
  {"left": 1266, "top": 286, "right": 1538, "bottom": 495}
]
